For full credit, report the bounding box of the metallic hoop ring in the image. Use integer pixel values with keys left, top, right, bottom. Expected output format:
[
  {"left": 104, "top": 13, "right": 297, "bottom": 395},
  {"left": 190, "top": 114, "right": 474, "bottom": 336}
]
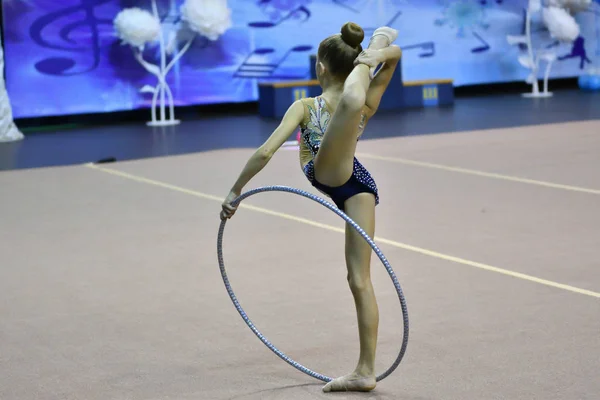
[{"left": 217, "top": 185, "right": 409, "bottom": 382}]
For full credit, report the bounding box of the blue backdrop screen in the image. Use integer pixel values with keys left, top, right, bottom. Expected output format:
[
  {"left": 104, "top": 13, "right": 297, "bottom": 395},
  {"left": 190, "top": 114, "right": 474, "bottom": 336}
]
[{"left": 2, "top": 0, "right": 599, "bottom": 118}]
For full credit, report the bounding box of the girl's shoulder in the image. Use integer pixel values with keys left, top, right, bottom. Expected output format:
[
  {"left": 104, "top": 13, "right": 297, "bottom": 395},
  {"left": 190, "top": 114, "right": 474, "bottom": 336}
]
[
  {"left": 297, "top": 97, "right": 313, "bottom": 128},
  {"left": 298, "top": 96, "right": 325, "bottom": 121},
  {"left": 299, "top": 96, "right": 317, "bottom": 106}
]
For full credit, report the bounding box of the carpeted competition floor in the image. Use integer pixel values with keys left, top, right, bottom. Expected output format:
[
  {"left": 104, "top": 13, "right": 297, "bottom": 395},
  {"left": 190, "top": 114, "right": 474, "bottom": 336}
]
[{"left": 1, "top": 120, "right": 599, "bottom": 400}]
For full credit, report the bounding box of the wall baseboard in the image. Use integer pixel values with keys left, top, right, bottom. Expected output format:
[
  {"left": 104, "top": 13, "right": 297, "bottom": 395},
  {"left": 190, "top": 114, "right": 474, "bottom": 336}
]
[{"left": 454, "top": 77, "right": 578, "bottom": 97}]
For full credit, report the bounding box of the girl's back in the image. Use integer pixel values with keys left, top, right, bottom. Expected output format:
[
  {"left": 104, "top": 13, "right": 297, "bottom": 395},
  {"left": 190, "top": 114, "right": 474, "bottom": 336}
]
[{"left": 298, "top": 96, "right": 370, "bottom": 169}]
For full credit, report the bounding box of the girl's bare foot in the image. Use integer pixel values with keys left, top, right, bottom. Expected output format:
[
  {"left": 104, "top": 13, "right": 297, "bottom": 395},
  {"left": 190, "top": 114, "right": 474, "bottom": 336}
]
[
  {"left": 369, "top": 26, "right": 398, "bottom": 49},
  {"left": 322, "top": 372, "right": 376, "bottom": 393}
]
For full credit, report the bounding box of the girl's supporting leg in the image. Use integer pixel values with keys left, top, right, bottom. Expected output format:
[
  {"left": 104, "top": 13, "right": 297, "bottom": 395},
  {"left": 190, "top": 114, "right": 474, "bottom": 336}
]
[
  {"left": 317, "top": 29, "right": 393, "bottom": 393},
  {"left": 322, "top": 192, "right": 378, "bottom": 393}
]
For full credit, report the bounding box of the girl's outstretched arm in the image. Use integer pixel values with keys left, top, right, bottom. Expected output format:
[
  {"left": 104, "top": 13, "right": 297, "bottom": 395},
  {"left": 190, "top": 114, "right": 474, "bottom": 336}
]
[{"left": 221, "top": 99, "right": 304, "bottom": 220}]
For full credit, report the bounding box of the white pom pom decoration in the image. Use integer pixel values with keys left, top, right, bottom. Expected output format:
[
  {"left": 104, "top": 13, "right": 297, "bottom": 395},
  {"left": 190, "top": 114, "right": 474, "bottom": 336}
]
[
  {"left": 180, "top": 0, "right": 232, "bottom": 41},
  {"left": 112, "top": 0, "right": 233, "bottom": 126},
  {"left": 508, "top": 0, "right": 588, "bottom": 97},
  {"left": 542, "top": 6, "right": 580, "bottom": 42},
  {"left": 114, "top": 8, "right": 161, "bottom": 49}
]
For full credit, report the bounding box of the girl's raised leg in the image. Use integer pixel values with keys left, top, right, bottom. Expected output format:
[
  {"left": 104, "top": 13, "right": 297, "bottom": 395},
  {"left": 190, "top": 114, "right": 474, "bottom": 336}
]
[
  {"left": 312, "top": 63, "right": 371, "bottom": 187},
  {"left": 313, "top": 33, "right": 392, "bottom": 188}
]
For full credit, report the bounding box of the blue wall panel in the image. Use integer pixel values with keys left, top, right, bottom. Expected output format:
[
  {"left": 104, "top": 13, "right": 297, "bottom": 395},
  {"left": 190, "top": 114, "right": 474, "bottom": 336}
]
[{"left": 2, "top": 0, "right": 599, "bottom": 118}]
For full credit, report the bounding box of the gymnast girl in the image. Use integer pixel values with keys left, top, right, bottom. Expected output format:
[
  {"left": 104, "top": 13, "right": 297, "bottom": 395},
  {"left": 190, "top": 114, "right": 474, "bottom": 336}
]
[{"left": 221, "top": 22, "right": 401, "bottom": 392}]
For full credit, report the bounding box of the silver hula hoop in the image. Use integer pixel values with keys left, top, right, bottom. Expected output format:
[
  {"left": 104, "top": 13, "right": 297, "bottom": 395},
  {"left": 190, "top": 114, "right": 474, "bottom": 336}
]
[{"left": 216, "top": 185, "right": 409, "bottom": 382}]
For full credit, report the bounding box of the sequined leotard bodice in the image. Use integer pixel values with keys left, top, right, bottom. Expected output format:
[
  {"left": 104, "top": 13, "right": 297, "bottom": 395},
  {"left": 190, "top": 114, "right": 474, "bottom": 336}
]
[{"left": 298, "top": 96, "right": 379, "bottom": 208}]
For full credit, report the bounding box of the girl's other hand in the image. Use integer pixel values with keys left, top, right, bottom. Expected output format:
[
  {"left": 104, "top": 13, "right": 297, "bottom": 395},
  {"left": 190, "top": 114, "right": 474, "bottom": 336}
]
[
  {"left": 221, "top": 190, "right": 240, "bottom": 220},
  {"left": 354, "top": 49, "right": 384, "bottom": 68}
]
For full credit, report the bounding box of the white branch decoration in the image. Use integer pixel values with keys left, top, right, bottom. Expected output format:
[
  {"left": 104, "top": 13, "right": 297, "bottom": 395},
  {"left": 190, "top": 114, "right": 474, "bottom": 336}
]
[
  {"left": 507, "top": 0, "right": 590, "bottom": 98},
  {"left": 0, "top": 31, "right": 24, "bottom": 143},
  {"left": 114, "top": 0, "right": 231, "bottom": 127}
]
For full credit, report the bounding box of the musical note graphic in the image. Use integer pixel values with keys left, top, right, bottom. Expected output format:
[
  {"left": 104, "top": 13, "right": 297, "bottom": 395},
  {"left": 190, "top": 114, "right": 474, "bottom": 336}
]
[
  {"left": 234, "top": 48, "right": 276, "bottom": 78},
  {"left": 401, "top": 42, "right": 435, "bottom": 58},
  {"left": 386, "top": 10, "right": 402, "bottom": 27},
  {"left": 234, "top": 45, "right": 313, "bottom": 78},
  {"left": 471, "top": 31, "right": 490, "bottom": 53},
  {"left": 249, "top": 6, "right": 311, "bottom": 28},
  {"left": 29, "top": 0, "right": 112, "bottom": 76},
  {"left": 364, "top": 11, "right": 402, "bottom": 36},
  {"left": 331, "top": 0, "right": 360, "bottom": 13}
]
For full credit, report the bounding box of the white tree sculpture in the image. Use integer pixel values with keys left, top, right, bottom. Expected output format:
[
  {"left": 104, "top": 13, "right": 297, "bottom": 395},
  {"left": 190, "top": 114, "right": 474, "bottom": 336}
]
[
  {"left": 507, "top": 0, "right": 590, "bottom": 97},
  {"left": 0, "top": 31, "right": 24, "bottom": 143},
  {"left": 114, "top": 0, "right": 231, "bottom": 126}
]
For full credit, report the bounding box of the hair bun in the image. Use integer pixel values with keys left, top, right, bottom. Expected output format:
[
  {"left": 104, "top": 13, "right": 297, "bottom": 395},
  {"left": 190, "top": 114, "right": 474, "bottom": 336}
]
[{"left": 341, "top": 22, "right": 364, "bottom": 48}]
